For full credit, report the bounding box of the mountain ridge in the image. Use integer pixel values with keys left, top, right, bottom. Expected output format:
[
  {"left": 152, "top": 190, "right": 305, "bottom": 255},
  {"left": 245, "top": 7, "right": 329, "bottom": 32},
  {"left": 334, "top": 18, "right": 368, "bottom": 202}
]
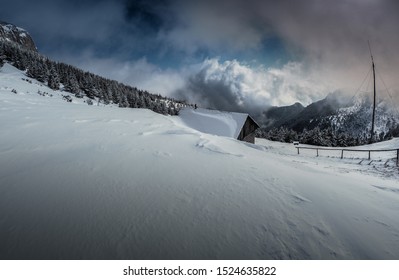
[
  {"left": 258, "top": 91, "right": 399, "bottom": 146},
  {"left": 0, "top": 21, "right": 37, "bottom": 52}
]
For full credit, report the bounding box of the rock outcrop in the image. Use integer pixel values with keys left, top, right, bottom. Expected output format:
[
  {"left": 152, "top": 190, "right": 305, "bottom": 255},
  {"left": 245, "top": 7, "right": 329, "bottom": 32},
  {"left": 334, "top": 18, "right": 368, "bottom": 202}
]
[{"left": 0, "top": 21, "right": 37, "bottom": 52}]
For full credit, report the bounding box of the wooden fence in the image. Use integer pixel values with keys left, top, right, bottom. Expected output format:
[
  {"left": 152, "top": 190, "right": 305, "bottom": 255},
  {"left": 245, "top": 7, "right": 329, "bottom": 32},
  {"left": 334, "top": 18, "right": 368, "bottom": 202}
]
[{"left": 295, "top": 146, "right": 399, "bottom": 166}]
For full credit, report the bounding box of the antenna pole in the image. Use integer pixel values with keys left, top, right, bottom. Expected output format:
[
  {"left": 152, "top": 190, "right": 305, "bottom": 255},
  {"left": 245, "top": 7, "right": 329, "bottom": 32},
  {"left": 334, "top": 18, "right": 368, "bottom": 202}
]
[{"left": 368, "top": 41, "right": 376, "bottom": 143}]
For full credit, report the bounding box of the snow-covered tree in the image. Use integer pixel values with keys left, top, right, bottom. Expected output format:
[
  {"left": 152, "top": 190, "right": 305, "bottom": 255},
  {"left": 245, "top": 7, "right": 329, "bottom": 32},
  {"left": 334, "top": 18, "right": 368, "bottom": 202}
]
[
  {"left": 48, "top": 66, "right": 60, "bottom": 90},
  {"left": 0, "top": 39, "right": 188, "bottom": 115}
]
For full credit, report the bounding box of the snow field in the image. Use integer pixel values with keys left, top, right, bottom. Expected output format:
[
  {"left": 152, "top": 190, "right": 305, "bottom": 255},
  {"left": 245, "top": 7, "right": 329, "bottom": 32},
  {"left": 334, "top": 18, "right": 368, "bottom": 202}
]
[{"left": 1, "top": 64, "right": 399, "bottom": 259}]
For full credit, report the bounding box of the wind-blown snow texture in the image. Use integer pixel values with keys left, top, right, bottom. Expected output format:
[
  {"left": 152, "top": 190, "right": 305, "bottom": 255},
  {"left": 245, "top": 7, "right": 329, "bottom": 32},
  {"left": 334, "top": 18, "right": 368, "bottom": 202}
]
[{"left": 1, "top": 64, "right": 399, "bottom": 259}]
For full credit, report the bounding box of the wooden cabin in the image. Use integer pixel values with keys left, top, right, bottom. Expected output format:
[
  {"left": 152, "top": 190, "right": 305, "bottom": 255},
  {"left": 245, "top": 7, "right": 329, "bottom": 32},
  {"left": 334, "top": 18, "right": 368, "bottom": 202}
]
[
  {"left": 236, "top": 115, "right": 260, "bottom": 144},
  {"left": 179, "top": 108, "right": 260, "bottom": 144}
]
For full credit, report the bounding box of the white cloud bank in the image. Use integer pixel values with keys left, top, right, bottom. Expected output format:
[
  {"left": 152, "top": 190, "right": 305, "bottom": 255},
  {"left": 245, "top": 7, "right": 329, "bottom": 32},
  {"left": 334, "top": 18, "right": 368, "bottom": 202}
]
[{"left": 173, "top": 58, "right": 332, "bottom": 114}]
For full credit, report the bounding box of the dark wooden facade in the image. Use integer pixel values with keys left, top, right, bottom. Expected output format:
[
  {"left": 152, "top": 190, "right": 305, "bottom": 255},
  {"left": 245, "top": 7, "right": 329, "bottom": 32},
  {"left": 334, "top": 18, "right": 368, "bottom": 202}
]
[{"left": 237, "top": 116, "right": 259, "bottom": 144}]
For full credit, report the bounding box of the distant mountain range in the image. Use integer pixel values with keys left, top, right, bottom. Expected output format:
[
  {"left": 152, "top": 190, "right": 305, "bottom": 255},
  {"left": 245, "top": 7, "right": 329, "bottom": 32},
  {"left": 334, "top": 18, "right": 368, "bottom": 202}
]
[{"left": 258, "top": 90, "right": 399, "bottom": 145}]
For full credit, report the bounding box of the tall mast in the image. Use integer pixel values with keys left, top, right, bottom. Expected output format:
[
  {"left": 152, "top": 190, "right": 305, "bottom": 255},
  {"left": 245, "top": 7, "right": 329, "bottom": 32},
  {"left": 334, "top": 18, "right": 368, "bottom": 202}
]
[{"left": 368, "top": 41, "right": 376, "bottom": 143}]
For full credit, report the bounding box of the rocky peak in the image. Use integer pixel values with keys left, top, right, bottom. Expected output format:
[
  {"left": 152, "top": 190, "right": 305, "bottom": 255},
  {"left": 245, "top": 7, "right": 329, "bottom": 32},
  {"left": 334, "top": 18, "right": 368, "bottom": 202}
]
[{"left": 0, "top": 21, "right": 37, "bottom": 52}]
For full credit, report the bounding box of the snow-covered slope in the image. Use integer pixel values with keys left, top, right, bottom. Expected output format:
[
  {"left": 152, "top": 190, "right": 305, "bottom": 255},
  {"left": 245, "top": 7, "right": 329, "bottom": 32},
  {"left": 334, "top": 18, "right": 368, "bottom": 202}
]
[{"left": 1, "top": 64, "right": 399, "bottom": 259}]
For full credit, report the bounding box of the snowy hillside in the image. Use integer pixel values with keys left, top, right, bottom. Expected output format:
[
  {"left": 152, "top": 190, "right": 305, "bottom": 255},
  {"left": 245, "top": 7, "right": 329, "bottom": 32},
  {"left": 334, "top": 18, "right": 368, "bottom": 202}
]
[
  {"left": 332, "top": 92, "right": 399, "bottom": 138},
  {"left": 1, "top": 64, "right": 399, "bottom": 259}
]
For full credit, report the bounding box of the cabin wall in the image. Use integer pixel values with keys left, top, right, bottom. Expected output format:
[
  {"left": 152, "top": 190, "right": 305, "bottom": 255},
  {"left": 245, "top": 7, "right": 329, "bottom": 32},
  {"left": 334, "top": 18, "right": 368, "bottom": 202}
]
[
  {"left": 243, "top": 133, "right": 255, "bottom": 144},
  {"left": 237, "top": 117, "right": 259, "bottom": 144}
]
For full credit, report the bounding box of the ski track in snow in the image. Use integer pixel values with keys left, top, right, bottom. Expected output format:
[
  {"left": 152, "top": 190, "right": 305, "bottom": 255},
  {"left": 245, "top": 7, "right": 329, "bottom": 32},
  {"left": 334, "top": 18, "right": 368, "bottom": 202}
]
[{"left": 1, "top": 63, "right": 399, "bottom": 259}]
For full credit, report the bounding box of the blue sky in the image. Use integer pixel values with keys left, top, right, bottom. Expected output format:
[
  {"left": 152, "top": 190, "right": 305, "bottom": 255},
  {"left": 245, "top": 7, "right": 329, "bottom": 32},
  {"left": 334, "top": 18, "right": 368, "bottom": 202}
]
[{"left": 1, "top": 0, "right": 399, "bottom": 115}]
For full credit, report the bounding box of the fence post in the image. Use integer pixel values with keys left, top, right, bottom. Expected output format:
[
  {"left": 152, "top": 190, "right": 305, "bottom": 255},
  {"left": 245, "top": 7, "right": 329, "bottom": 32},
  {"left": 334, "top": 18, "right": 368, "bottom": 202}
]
[
  {"left": 297, "top": 147, "right": 299, "bottom": 155},
  {"left": 368, "top": 150, "right": 371, "bottom": 160},
  {"left": 397, "top": 149, "right": 399, "bottom": 166},
  {"left": 316, "top": 149, "right": 319, "bottom": 157},
  {"left": 341, "top": 150, "right": 343, "bottom": 159}
]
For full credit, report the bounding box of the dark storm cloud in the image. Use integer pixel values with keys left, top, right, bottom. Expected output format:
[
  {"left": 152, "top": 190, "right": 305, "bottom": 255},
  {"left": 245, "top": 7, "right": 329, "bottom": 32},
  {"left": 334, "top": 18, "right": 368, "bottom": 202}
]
[
  {"left": 2, "top": 0, "right": 399, "bottom": 67},
  {"left": 124, "top": 0, "right": 172, "bottom": 33},
  {"left": 0, "top": 0, "right": 127, "bottom": 52},
  {"left": 170, "top": 0, "right": 399, "bottom": 111}
]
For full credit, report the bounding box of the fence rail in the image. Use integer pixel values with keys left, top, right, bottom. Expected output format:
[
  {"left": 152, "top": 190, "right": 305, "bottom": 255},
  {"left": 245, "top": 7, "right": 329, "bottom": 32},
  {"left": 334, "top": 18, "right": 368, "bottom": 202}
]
[{"left": 295, "top": 146, "right": 399, "bottom": 166}]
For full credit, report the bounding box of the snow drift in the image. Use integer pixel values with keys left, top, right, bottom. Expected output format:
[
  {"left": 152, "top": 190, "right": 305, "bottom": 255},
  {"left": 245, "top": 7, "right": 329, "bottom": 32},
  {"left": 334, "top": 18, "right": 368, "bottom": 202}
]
[
  {"left": 178, "top": 107, "right": 249, "bottom": 139},
  {"left": 1, "top": 64, "right": 399, "bottom": 259}
]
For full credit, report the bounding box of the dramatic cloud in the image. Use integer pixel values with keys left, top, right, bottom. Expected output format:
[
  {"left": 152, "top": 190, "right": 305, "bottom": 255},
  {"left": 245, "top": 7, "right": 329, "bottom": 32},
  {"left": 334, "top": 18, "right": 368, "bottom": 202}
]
[
  {"left": 173, "top": 58, "right": 330, "bottom": 115},
  {"left": 258, "top": 0, "right": 399, "bottom": 88},
  {"left": 1, "top": 0, "right": 399, "bottom": 116},
  {"left": 165, "top": 0, "right": 399, "bottom": 87},
  {"left": 160, "top": 0, "right": 267, "bottom": 54}
]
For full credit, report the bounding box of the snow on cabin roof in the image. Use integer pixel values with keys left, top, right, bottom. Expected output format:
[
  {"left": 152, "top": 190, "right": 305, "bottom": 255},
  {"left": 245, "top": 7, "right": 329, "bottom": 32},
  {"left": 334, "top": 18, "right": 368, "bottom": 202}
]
[{"left": 178, "top": 108, "right": 250, "bottom": 139}]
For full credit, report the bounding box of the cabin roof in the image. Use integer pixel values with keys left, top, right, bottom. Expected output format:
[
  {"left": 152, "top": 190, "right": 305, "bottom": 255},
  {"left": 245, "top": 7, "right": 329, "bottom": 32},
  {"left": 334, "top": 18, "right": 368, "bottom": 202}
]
[{"left": 178, "top": 108, "right": 258, "bottom": 139}]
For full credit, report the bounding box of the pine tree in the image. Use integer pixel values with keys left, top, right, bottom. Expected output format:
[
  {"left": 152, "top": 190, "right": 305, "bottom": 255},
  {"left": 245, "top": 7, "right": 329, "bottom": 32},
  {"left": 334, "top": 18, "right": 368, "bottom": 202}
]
[
  {"left": 48, "top": 66, "right": 60, "bottom": 90},
  {"left": 63, "top": 73, "right": 80, "bottom": 95},
  {"left": 118, "top": 94, "right": 129, "bottom": 108},
  {"left": 0, "top": 50, "right": 5, "bottom": 68}
]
